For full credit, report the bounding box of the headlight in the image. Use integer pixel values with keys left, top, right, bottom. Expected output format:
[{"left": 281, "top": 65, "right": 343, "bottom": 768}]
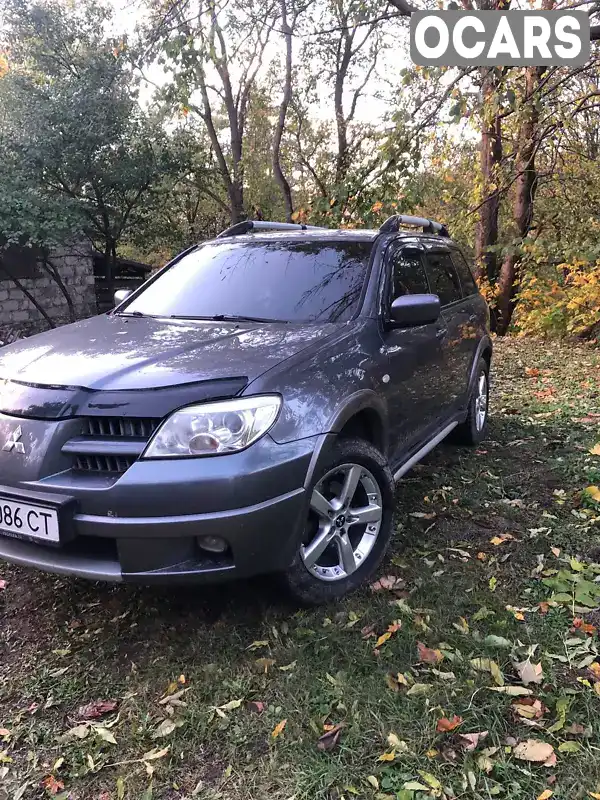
[{"left": 142, "top": 395, "right": 281, "bottom": 459}]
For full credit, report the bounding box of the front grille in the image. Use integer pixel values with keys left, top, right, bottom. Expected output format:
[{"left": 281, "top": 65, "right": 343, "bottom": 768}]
[
  {"left": 83, "top": 417, "right": 160, "bottom": 439},
  {"left": 73, "top": 454, "right": 137, "bottom": 473},
  {"left": 67, "top": 417, "right": 162, "bottom": 475}
]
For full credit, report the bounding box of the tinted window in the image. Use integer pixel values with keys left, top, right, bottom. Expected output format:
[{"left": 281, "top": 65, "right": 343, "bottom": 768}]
[
  {"left": 425, "top": 252, "right": 462, "bottom": 306},
  {"left": 124, "top": 240, "right": 372, "bottom": 323},
  {"left": 390, "top": 247, "right": 429, "bottom": 297},
  {"left": 451, "top": 250, "right": 478, "bottom": 296}
]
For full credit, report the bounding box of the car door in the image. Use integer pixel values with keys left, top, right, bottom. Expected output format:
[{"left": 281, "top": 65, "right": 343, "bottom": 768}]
[
  {"left": 378, "top": 241, "right": 446, "bottom": 465},
  {"left": 423, "top": 248, "right": 474, "bottom": 412}
]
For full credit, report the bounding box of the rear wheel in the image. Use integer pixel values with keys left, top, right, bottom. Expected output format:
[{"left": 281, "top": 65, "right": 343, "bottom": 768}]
[
  {"left": 282, "top": 438, "right": 394, "bottom": 605},
  {"left": 454, "top": 357, "right": 489, "bottom": 445}
]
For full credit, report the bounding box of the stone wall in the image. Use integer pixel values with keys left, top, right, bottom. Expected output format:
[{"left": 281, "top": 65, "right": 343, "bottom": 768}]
[{"left": 0, "top": 242, "right": 97, "bottom": 337}]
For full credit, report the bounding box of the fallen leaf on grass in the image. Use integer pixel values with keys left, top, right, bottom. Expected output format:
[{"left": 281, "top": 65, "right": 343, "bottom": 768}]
[
  {"left": 489, "top": 686, "right": 533, "bottom": 696},
  {"left": 514, "top": 659, "right": 544, "bottom": 685},
  {"left": 142, "top": 746, "right": 170, "bottom": 761},
  {"left": 254, "top": 658, "right": 276, "bottom": 674},
  {"left": 511, "top": 698, "right": 545, "bottom": 721},
  {"left": 246, "top": 640, "right": 269, "bottom": 650},
  {"left": 387, "top": 732, "right": 408, "bottom": 751},
  {"left": 95, "top": 726, "right": 117, "bottom": 744},
  {"left": 0, "top": 580, "right": 6, "bottom": 590},
  {"left": 418, "top": 771, "right": 442, "bottom": 790},
  {"left": 573, "top": 617, "right": 596, "bottom": 635},
  {"left": 470, "top": 658, "right": 504, "bottom": 686},
  {"left": 406, "top": 683, "right": 432, "bottom": 696},
  {"left": 385, "top": 672, "right": 409, "bottom": 691},
  {"left": 246, "top": 701, "right": 265, "bottom": 714},
  {"left": 271, "top": 719, "right": 287, "bottom": 739},
  {"left": 375, "top": 622, "right": 401, "bottom": 650},
  {"left": 589, "top": 444, "right": 600, "bottom": 456},
  {"left": 217, "top": 699, "right": 243, "bottom": 713},
  {"left": 378, "top": 750, "right": 396, "bottom": 762},
  {"left": 584, "top": 486, "right": 600, "bottom": 503},
  {"left": 459, "top": 731, "right": 488, "bottom": 750},
  {"left": 484, "top": 635, "right": 512, "bottom": 648},
  {"left": 42, "top": 776, "right": 64, "bottom": 795},
  {"left": 417, "top": 641, "right": 444, "bottom": 664},
  {"left": 558, "top": 741, "right": 582, "bottom": 753},
  {"left": 76, "top": 700, "right": 118, "bottom": 720},
  {"left": 317, "top": 723, "right": 344, "bottom": 751},
  {"left": 536, "top": 790, "right": 553, "bottom": 800},
  {"left": 152, "top": 718, "right": 184, "bottom": 739},
  {"left": 436, "top": 715, "right": 463, "bottom": 733},
  {"left": 490, "top": 533, "right": 515, "bottom": 546},
  {"left": 513, "top": 739, "right": 554, "bottom": 763},
  {"left": 370, "top": 575, "right": 405, "bottom": 592}
]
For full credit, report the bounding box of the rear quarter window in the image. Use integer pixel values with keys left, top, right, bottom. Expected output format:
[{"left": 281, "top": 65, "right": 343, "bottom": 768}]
[
  {"left": 424, "top": 252, "right": 462, "bottom": 306},
  {"left": 451, "top": 250, "right": 479, "bottom": 296}
]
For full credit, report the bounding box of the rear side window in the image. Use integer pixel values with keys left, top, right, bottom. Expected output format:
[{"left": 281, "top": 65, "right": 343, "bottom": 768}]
[
  {"left": 425, "top": 252, "right": 462, "bottom": 306},
  {"left": 451, "top": 250, "right": 478, "bottom": 296},
  {"left": 389, "top": 247, "right": 429, "bottom": 298}
]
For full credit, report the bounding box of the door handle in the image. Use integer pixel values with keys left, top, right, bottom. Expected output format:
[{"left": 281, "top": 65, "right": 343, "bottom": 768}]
[{"left": 436, "top": 328, "right": 448, "bottom": 339}]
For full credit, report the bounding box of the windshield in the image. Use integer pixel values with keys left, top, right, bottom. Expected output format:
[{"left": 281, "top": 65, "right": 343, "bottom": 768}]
[{"left": 121, "top": 240, "right": 373, "bottom": 323}]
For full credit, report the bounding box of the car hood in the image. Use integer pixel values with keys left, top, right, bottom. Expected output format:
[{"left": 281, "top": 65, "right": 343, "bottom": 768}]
[{"left": 0, "top": 314, "right": 337, "bottom": 391}]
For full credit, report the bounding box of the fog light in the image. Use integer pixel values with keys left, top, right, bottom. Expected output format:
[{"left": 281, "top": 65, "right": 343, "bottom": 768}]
[{"left": 197, "top": 535, "right": 228, "bottom": 554}]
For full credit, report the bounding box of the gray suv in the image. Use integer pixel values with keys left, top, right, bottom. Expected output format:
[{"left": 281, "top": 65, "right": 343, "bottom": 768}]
[{"left": 0, "top": 215, "right": 491, "bottom": 604}]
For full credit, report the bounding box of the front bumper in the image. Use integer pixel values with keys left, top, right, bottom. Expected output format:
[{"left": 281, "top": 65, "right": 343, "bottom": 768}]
[
  {"left": 0, "top": 428, "right": 316, "bottom": 584},
  {"left": 0, "top": 486, "right": 306, "bottom": 583}
]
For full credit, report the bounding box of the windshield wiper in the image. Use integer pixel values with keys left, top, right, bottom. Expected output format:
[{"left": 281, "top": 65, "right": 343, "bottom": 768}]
[
  {"left": 115, "top": 310, "right": 153, "bottom": 318},
  {"left": 170, "top": 314, "right": 287, "bottom": 324}
]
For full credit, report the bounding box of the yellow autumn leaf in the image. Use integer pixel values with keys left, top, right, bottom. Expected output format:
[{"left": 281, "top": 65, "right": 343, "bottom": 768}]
[
  {"left": 375, "top": 631, "right": 392, "bottom": 649},
  {"left": 588, "top": 792, "right": 600, "bottom": 799},
  {"left": 536, "top": 790, "right": 553, "bottom": 800},
  {"left": 585, "top": 486, "right": 600, "bottom": 502},
  {"left": 589, "top": 444, "right": 600, "bottom": 456},
  {"left": 271, "top": 719, "right": 287, "bottom": 739},
  {"left": 378, "top": 750, "right": 396, "bottom": 762}
]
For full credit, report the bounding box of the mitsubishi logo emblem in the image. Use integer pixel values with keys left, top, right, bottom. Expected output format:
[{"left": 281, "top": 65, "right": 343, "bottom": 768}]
[{"left": 3, "top": 426, "right": 25, "bottom": 454}]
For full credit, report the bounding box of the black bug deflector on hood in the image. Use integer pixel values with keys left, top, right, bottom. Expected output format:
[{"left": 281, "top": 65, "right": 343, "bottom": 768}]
[{"left": 0, "top": 377, "right": 249, "bottom": 420}]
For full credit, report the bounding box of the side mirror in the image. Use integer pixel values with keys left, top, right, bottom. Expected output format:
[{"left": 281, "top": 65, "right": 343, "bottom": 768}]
[
  {"left": 114, "top": 289, "right": 132, "bottom": 307},
  {"left": 389, "top": 293, "right": 441, "bottom": 327}
]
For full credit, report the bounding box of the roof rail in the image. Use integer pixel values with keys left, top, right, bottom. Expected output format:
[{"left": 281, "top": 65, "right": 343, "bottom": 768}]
[
  {"left": 379, "top": 215, "right": 449, "bottom": 237},
  {"left": 216, "top": 220, "right": 327, "bottom": 238}
]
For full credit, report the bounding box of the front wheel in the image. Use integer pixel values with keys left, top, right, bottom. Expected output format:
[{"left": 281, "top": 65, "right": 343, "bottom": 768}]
[
  {"left": 454, "top": 358, "right": 490, "bottom": 445},
  {"left": 281, "top": 438, "right": 395, "bottom": 605}
]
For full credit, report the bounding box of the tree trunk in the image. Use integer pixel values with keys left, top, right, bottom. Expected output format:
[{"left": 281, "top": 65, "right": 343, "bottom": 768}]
[
  {"left": 228, "top": 182, "right": 245, "bottom": 224},
  {"left": 495, "top": 66, "right": 542, "bottom": 335},
  {"left": 41, "top": 256, "right": 77, "bottom": 323},
  {"left": 272, "top": 0, "right": 294, "bottom": 221},
  {"left": 475, "top": 68, "right": 502, "bottom": 286}
]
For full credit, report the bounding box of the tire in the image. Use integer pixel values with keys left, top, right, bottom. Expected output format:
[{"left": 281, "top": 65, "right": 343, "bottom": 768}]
[
  {"left": 281, "top": 437, "right": 395, "bottom": 605},
  {"left": 454, "top": 357, "right": 490, "bottom": 445}
]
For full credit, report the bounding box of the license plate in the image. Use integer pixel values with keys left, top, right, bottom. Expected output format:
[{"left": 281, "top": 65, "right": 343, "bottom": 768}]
[{"left": 0, "top": 497, "right": 60, "bottom": 542}]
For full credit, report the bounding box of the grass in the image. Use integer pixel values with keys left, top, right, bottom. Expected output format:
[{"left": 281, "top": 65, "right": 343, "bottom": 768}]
[{"left": 1, "top": 336, "right": 600, "bottom": 800}]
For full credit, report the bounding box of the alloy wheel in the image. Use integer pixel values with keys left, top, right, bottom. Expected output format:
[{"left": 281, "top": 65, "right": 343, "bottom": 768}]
[
  {"left": 301, "top": 463, "right": 383, "bottom": 582},
  {"left": 475, "top": 371, "right": 488, "bottom": 432}
]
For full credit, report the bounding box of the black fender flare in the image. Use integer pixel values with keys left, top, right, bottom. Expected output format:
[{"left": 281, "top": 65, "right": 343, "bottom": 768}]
[
  {"left": 467, "top": 336, "right": 493, "bottom": 397},
  {"left": 303, "top": 390, "right": 388, "bottom": 489}
]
